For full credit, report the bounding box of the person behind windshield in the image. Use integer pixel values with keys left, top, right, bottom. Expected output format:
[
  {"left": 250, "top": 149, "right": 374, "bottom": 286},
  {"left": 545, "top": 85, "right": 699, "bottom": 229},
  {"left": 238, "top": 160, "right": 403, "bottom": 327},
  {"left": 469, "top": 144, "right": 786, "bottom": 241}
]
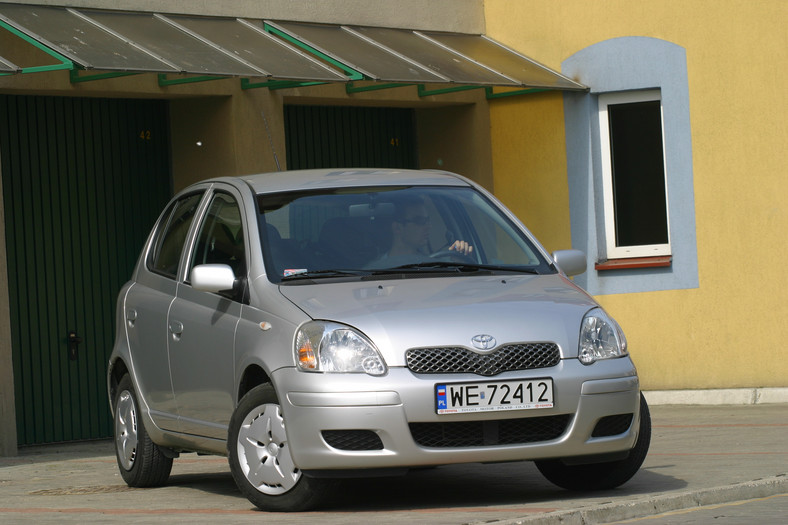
[{"left": 367, "top": 196, "right": 472, "bottom": 268}]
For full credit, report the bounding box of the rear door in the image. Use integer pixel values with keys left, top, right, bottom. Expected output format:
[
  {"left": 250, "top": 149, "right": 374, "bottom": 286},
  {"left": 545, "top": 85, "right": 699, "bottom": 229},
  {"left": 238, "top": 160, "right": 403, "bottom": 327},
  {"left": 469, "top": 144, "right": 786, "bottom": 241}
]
[{"left": 124, "top": 191, "right": 206, "bottom": 431}]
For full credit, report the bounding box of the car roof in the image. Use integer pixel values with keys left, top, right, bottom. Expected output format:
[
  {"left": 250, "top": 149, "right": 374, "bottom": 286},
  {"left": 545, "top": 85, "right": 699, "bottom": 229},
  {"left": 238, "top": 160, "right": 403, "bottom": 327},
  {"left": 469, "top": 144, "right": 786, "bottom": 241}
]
[{"left": 234, "top": 168, "right": 472, "bottom": 194}]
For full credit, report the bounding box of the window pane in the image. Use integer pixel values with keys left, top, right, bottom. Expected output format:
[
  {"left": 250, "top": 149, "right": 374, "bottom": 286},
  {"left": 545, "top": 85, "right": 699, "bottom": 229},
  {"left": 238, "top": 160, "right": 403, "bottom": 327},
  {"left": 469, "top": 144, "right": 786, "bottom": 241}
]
[
  {"left": 608, "top": 100, "right": 669, "bottom": 247},
  {"left": 190, "top": 193, "right": 246, "bottom": 276},
  {"left": 149, "top": 193, "right": 204, "bottom": 277}
]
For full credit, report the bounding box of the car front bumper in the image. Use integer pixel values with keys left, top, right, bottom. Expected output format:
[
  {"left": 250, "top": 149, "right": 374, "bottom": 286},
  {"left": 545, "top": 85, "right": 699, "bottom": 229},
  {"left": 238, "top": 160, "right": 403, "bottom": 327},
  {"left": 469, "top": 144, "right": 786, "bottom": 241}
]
[{"left": 273, "top": 357, "right": 641, "bottom": 471}]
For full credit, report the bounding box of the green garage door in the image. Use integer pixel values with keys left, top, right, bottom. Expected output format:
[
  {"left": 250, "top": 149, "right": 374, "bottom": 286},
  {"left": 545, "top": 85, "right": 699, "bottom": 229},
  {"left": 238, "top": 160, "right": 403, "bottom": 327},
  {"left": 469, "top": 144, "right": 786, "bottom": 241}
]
[
  {"left": 0, "top": 95, "right": 171, "bottom": 445},
  {"left": 285, "top": 105, "right": 418, "bottom": 169}
]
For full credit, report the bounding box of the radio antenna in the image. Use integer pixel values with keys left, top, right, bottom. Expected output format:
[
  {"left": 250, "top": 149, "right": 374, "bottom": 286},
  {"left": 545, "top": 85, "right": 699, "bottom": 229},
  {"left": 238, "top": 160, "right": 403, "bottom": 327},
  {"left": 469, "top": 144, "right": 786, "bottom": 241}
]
[{"left": 260, "top": 110, "right": 281, "bottom": 171}]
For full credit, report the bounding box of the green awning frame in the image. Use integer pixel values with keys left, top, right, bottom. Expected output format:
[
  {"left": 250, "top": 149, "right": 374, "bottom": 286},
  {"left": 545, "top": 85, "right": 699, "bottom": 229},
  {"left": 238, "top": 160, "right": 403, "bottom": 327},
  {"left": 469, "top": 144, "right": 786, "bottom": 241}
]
[
  {"left": 262, "top": 22, "right": 363, "bottom": 82},
  {"left": 0, "top": 18, "right": 72, "bottom": 75},
  {"left": 69, "top": 68, "right": 140, "bottom": 83},
  {"left": 343, "top": 82, "right": 552, "bottom": 100}
]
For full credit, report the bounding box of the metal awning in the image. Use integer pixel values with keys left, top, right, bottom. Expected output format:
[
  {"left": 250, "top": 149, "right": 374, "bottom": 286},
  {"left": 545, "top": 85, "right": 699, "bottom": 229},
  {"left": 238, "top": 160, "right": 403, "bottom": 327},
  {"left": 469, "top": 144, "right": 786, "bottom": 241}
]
[
  {"left": 0, "top": 3, "right": 347, "bottom": 81},
  {"left": 0, "top": 2, "right": 585, "bottom": 92},
  {"left": 268, "top": 21, "right": 583, "bottom": 90}
]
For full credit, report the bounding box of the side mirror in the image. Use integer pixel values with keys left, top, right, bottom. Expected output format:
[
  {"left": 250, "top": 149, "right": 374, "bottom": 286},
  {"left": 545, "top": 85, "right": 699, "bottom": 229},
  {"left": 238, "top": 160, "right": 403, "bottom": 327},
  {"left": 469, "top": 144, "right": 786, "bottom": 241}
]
[
  {"left": 552, "top": 249, "right": 587, "bottom": 276},
  {"left": 190, "top": 264, "right": 237, "bottom": 293}
]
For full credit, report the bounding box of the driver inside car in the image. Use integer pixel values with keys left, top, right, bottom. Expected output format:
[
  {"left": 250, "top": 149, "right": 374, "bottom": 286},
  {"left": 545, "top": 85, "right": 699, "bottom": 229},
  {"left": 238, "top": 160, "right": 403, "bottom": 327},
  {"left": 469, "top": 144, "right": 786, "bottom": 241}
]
[{"left": 368, "top": 196, "right": 473, "bottom": 268}]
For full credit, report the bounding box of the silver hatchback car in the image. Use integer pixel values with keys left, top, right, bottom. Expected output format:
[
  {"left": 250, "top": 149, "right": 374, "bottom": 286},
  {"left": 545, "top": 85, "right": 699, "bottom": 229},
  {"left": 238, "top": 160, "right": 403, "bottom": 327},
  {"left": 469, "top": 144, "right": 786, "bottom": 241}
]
[{"left": 108, "top": 168, "right": 650, "bottom": 511}]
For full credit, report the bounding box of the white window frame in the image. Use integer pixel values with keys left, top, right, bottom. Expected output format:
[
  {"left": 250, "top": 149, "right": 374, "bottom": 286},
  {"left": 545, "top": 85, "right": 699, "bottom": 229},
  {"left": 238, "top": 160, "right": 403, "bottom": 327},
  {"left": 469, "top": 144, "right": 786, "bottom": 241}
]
[{"left": 598, "top": 90, "right": 671, "bottom": 259}]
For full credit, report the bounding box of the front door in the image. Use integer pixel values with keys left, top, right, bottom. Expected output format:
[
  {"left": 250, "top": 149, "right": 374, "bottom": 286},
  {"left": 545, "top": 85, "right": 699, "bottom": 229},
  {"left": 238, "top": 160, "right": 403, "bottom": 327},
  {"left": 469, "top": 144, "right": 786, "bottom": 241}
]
[
  {"left": 168, "top": 189, "right": 245, "bottom": 439},
  {"left": 0, "top": 95, "right": 171, "bottom": 445}
]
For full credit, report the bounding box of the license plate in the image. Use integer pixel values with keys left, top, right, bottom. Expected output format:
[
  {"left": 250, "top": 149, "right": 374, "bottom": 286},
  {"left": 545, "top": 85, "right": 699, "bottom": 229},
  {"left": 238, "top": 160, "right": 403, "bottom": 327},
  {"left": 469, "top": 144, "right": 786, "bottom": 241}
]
[{"left": 435, "top": 379, "right": 553, "bottom": 414}]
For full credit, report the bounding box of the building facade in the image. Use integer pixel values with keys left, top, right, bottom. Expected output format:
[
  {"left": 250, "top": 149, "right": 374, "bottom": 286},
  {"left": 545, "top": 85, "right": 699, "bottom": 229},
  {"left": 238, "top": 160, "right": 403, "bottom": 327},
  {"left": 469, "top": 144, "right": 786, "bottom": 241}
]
[
  {"left": 484, "top": 0, "right": 787, "bottom": 395},
  {"left": 1, "top": 0, "right": 785, "bottom": 454}
]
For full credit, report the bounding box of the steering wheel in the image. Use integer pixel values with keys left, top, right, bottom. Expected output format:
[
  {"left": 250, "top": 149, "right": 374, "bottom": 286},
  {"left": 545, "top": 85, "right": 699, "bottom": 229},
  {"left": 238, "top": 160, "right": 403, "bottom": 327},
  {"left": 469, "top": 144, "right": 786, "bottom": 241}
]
[{"left": 429, "top": 248, "right": 476, "bottom": 264}]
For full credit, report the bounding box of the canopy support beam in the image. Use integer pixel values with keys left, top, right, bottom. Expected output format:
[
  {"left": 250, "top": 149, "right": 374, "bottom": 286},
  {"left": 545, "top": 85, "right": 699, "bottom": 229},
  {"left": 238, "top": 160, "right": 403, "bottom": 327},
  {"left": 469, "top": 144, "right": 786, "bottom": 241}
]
[
  {"left": 240, "top": 78, "right": 327, "bottom": 90},
  {"left": 346, "top": 82, "right": 415, "bottom": 94},
  {"left": 158, "top": 74, "right": 226, "bottom": 86},
  {"left": 417, "top": 84, "right": 486, "bottom": 97},
  {"left": 263, "top": 22, "right": 363, "bottom": 81},
  {"left": 0, "top": 19, "right": 73, "bottom": 74},
  {"left": 485, "top": 87, "right": 551, "bottom": 99},
  {"left": 70, "top": 68, "right": 141, "bottom": 83}
]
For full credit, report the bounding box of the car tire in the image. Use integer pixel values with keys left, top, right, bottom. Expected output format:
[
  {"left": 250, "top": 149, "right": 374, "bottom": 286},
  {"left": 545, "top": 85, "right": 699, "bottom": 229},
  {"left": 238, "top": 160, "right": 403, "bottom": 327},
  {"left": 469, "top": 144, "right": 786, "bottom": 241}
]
[
  {"left": 228, "top": 383, "right": 333, "bottom": 511},
  {"left": 114, "top": 374, "right": 173, "bottom": 487},
  {"left": 535, "top": 392, "right": 651, "bottom": 491}
]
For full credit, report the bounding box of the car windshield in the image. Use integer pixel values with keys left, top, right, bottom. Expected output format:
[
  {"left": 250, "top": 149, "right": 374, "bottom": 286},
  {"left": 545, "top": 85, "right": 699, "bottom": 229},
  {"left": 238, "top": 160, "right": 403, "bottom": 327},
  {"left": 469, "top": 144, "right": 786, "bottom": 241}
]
[{"left": 257, "top": 185, "right": 553, "bottom": 283}]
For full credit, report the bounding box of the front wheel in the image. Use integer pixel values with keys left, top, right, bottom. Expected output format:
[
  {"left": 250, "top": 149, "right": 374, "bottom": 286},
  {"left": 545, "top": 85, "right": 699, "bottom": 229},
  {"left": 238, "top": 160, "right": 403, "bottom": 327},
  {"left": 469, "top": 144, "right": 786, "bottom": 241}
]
[
  {"left": 535, "top": 392, "right": 651, "bottom": 491},
  {"left": 228, "top": 383, "right": 332, "bottom": 511},
  {"left": 114, "top": 374, "right": 173, "bottom": 487}
]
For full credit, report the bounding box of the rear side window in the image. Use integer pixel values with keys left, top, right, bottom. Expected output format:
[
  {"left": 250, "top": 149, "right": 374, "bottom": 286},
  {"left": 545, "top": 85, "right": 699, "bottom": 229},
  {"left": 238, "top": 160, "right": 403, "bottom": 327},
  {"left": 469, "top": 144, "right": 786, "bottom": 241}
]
[{"left": 148, "top": 192, "right": 204, "bottom": 277}]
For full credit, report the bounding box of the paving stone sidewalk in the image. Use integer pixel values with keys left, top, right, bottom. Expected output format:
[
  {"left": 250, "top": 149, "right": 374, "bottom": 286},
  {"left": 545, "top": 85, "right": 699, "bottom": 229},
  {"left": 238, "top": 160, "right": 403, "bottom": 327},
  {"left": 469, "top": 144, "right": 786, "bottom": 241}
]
[{"left": 0, "top": 404, "right": 785, "bottom": 524}]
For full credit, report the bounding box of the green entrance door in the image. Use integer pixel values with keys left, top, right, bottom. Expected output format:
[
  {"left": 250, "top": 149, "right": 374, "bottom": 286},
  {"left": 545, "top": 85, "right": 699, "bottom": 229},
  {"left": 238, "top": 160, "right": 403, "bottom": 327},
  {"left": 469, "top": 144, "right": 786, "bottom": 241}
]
[
  {"left": 0, "top": 95, "right": 171, "bottom": 445},
  {"left": 284, "top": 105, "right": 418, "bottom": 169}
]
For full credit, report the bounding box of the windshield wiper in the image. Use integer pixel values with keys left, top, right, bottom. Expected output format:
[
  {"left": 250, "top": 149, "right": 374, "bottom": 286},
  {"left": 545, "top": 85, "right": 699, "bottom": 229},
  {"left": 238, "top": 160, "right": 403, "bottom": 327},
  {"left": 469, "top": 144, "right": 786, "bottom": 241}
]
[
  {"left": 375, "top": 262, "right": 541, "bottom": 274},
  {"left": 281, "top": 269, "right": 371, "bottom": 281}
]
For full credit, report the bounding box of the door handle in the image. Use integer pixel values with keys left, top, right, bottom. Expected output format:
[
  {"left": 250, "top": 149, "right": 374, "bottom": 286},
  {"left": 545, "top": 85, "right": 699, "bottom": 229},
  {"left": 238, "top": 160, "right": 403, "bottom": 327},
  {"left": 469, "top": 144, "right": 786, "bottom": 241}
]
[
  {"left": 126, "top": 308, "right": 137, "bottom": 327},
  {"left": 169, "top": 320, "right": 184, "bottom": 335},
  {"left": 68, "top": 331, "right": 82, "bottom": 361}
]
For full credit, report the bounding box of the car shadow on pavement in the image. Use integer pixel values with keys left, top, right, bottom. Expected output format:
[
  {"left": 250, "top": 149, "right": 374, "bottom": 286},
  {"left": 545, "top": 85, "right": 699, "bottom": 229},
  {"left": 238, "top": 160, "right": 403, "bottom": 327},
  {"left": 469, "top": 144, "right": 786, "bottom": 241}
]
[
  {"left": 321, "top": 463, "right": 688, "bottom": 511},
  {"left": 166, "top": 471, "right": 241, "bottom": 497},
  {"left": 163, "top": 460, "right": 688, "bottom": 512}
]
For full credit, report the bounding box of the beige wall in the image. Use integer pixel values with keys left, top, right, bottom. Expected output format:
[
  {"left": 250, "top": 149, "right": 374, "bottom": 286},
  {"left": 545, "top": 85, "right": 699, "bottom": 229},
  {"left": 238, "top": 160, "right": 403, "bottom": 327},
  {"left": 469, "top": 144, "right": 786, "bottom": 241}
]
[
  {"left": 416, "top": 99, "right": 494, "bottom": 190},
  {"left": 0, "top": 0, "right": 486, "bottom": 33},
  {"left": 484, "top": 0, "right": 788, "bottom": 390},
  {"left": 167, "top": 81, "right": 495, "bottom": 192}
]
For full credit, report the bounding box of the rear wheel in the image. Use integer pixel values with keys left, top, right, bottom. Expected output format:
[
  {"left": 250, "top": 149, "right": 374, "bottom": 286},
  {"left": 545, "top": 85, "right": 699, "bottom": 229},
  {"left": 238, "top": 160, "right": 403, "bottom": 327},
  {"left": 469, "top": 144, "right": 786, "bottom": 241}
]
[
  {"left": 114, "top": 375, "right": 173, "bottom": 487},
  {"left": 228, "top": 383, "right": 333, "bottom": 511},
  {"left": 535, "top": 392, "right": 651, "bottom": 490}
]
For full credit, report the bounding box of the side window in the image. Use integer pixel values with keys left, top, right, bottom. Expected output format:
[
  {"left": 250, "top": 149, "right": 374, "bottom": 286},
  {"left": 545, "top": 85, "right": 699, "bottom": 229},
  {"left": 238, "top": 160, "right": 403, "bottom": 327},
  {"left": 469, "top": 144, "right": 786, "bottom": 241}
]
[
  {"left": 148, "top": 192, "right": 204, "bottom": 277},
  {"left": 598, "top": 90, "right": 670, "bottom": 259},
  {"left": 189, "top": 192, "right": 246, "bottom": 277}
]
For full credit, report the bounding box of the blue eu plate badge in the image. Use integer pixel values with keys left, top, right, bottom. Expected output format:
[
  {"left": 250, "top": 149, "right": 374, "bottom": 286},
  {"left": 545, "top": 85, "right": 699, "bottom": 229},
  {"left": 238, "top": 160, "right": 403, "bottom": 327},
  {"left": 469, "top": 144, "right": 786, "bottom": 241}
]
[{"left": 436, "top": 384, "right": 447, "bottom": 410}]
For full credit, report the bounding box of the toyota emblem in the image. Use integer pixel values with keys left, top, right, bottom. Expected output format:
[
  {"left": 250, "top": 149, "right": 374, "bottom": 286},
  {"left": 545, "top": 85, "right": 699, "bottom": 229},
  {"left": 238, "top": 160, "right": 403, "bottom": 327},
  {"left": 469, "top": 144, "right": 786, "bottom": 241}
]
[{"left": 471, "top": 334, "right": 497, "bottom": 351}]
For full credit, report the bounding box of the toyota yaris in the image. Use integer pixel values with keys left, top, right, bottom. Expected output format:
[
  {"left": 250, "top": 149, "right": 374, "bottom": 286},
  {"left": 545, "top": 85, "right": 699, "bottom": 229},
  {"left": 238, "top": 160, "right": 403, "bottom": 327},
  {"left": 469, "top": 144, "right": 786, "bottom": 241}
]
[{"left": 108, "top": 168, "right": 650, "bottom": 511}]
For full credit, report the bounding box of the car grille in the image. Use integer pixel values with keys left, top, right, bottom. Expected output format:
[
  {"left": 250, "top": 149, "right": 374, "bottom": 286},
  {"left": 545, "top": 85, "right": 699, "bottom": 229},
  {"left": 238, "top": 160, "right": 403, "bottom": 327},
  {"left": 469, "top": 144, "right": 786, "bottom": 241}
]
[
  {"left": 322, "top": 430, "right": 384, "bottom": 451},
  {"left": 409, "top": 414, "right": 571, "bottom": 448},
  {"left": 591, "top": 414, "right": 634, "bottom": 437},
  {"left": 406, "top": 343, "right": 560, "bottom": 376}
]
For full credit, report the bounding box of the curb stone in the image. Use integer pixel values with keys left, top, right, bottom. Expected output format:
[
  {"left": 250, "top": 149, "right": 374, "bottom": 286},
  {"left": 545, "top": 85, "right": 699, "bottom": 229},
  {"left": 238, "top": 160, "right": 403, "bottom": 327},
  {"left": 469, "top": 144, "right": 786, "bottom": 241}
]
[{"left": 474, "top": 474, "right": 788, "bottom": 525}]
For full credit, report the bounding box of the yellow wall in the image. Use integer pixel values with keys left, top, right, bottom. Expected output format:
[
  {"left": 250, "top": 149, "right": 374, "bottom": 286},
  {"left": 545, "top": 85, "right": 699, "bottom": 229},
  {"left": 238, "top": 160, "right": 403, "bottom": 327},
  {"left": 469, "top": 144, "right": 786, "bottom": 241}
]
[
  {"left": 485, "top": 0, "right": 788, "bottom": 389},
  {"left": 490, "top": 92, "right": 572, "bottom": 254}
]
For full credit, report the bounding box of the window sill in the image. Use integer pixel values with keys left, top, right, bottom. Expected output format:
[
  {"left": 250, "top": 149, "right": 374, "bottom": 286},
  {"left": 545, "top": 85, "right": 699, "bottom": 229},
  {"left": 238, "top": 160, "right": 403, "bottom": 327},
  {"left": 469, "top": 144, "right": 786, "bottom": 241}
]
[{"left": 595, "top": 256, "right": 672, "bottom": 271}]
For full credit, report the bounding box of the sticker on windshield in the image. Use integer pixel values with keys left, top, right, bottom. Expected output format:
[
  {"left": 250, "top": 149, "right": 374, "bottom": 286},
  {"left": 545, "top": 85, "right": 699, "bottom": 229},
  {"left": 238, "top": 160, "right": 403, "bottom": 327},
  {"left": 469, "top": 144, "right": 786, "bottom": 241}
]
[{"left": 283, "top": 268, "right": 308, "bottom": 277}]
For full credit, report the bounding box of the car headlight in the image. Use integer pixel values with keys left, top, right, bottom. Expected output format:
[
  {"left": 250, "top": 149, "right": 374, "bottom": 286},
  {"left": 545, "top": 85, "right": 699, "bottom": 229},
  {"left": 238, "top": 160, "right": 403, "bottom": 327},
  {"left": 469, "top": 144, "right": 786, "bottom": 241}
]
[
  {"left": 578, "top": 308, "right": 628, "bottom": 365},
  {"left": 295, "top": 321, "right": 387, "bottom": 376}
]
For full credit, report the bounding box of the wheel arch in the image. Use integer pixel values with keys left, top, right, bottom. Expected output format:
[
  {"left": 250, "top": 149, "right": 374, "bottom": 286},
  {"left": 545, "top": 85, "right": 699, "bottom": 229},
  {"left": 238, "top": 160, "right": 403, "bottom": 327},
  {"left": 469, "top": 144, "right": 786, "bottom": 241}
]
[
  {"left": 108, "top": 357, "right": 131, "bottom": 415},
  {"left": 238, "top": 364, "right": 271, "bottom": 403}
]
